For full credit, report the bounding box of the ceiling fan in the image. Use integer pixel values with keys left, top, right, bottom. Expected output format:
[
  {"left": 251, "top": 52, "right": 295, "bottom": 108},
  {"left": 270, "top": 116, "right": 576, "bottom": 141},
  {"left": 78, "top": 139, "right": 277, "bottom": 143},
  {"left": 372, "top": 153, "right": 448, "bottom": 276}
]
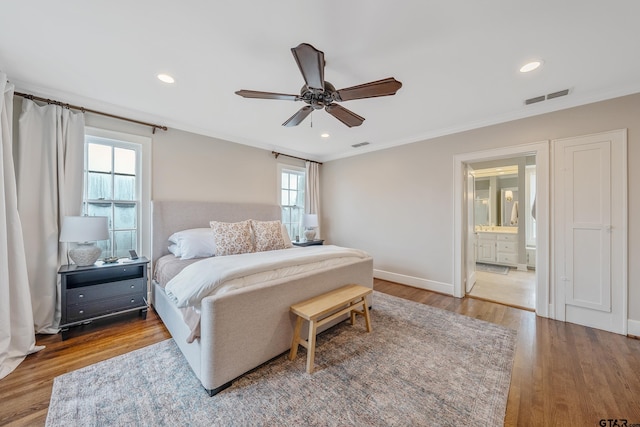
[{"left": 235, "top": 43, "right": 402, "bottom": 128}]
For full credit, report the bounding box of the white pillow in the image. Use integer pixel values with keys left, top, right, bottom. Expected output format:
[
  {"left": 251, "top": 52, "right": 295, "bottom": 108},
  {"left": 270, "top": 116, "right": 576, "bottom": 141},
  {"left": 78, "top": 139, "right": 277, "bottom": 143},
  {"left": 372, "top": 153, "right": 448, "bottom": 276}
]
[
  {"left": 168, "top": 243, "right": 182, "bottom": 257},
  {"left": 168, "top": 228, "right": 216, "bottom": 260}
]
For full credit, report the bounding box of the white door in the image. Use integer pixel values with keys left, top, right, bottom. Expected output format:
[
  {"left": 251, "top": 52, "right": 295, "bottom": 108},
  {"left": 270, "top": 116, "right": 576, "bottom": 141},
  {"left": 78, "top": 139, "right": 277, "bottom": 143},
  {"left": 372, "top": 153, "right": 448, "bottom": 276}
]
[
  {"left": 466, "top": 166, "right": 476, "bottom": 292},
  {"left": 553, "top": 129, "right": 627, "bottom": 334}
]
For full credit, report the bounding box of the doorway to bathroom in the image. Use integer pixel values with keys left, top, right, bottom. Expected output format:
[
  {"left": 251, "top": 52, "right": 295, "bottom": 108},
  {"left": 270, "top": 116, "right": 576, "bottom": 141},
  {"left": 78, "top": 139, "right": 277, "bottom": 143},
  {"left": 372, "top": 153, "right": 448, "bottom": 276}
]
[
  {"left": 452, "top": 140, "right": 551, "bottom": 317},
  {"left": 466, "top": 157, "right": 537, "bottom": 310}
]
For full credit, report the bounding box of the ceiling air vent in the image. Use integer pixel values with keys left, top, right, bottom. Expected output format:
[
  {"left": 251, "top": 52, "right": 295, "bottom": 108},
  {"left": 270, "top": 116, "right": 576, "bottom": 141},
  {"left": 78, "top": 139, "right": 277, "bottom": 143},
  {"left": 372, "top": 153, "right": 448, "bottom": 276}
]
[
  {"left": 525, "top": 88, "right": 570, "bottom": 105},
  {"left": 546, "top": 89, "right": 570, "bottom": 100},
  {"left": 525, "top": 95, "right": 545, "bottom": 105},
  {"left": 351, "top": 142, "right": 370, "bottom": 148}
]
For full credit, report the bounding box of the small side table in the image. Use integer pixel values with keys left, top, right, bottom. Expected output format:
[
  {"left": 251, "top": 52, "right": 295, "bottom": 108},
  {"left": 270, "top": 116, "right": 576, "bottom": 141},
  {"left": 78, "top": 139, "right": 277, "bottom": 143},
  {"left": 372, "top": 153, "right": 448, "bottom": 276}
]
[
  {"left": 292, "top": 239, "right": 324, "bottom": 247},
  {"left": 58, "top": 257, "right": 149, "bottom": 340}
]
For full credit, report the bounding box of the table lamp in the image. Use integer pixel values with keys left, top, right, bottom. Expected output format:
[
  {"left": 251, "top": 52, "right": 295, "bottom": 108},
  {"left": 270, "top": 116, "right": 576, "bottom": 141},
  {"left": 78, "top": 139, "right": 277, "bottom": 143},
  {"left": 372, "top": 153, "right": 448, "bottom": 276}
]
[
  {"left": 59, "top": 216, "right": 109, "bottom": 266},
  {"left": 303, "top": 214, "right": 318, "bottom": 241}
]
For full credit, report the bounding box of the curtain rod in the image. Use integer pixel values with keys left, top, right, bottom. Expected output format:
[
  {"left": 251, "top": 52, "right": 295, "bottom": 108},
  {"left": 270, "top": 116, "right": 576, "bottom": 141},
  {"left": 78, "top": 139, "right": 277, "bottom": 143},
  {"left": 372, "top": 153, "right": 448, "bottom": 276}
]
[
  {"left": 272, "top": 151, "right": 322, "bottom": 165},
  {"left": 14, "top": 91, "right": 168, "bottom": 134}
]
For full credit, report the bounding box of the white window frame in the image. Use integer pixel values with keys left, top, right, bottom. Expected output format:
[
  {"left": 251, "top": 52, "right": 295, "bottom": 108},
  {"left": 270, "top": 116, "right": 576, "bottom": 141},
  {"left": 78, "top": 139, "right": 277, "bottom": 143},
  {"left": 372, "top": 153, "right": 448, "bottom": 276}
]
[
  {"left": 84, "top": 127, "right": 151, "bottom": 258},
  {"left": 277, "top": 164, "right": 306, "bottom": 241}
]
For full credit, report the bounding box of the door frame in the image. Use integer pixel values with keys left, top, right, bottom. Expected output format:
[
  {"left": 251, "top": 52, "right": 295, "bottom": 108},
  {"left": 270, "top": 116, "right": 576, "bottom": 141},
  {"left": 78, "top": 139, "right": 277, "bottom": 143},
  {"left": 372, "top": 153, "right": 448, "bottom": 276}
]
[
  {"left": 453, "top": 141, "right": 551, "bottom": 318},
  {"left": 465, "top": 164, "right": 476, "bottom": 293}
]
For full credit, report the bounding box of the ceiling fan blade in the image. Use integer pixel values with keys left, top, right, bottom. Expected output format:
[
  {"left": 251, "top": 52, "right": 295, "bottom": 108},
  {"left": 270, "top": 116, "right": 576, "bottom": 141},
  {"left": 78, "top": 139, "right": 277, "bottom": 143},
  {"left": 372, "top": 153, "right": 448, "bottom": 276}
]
[
  {"left": 325, "top": 104, "right": 365, "bottom": 127},
  {"left": 335, "top": 77, "right": 402, "bottom": 101},
  {"left": 291, "top": 43, "right": 325, "bottom": 91},
  {"left": 235, "top": 90, "right": 299, "bottom": 101},
  {"left": 282, "top": 106, "right": 313, "bottom": 127}
]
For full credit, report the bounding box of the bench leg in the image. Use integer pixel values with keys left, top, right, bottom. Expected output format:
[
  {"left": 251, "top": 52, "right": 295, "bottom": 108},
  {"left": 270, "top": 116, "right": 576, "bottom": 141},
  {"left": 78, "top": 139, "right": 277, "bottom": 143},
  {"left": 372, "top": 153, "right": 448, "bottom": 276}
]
[
  {"left": 289, "top": 316, "right": 303, "bottom": 361},
  {"left": 363, "top": 299, "right": 372, "bottom": 333},
  {"left": 306, "top": 320, "right": 318, "bottom": 374},
  {"left": 349, "top": 300, "right": 357, "bottom": 325}
]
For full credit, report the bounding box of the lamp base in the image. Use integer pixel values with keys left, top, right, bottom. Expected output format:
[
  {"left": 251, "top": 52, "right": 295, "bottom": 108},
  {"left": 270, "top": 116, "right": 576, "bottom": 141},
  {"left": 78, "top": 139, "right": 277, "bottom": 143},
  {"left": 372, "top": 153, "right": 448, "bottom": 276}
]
[
  {"left": 303, "top": 228, "right": 316, "bottom": 241},
  {"left": 69, "top": 242, "right": 102, "bottom": 266}
]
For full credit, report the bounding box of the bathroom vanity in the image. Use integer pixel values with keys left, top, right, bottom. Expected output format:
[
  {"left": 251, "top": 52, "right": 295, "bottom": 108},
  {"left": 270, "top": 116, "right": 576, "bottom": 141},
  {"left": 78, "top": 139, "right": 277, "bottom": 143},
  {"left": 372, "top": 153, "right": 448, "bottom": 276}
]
[{"left": 476, "top": 228, "right": 519, "bottom": 267}]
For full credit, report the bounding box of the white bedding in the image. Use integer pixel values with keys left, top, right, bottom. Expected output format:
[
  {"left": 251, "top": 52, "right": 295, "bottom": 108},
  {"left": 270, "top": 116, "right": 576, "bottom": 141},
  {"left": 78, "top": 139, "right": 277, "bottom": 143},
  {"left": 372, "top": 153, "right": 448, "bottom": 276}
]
[{"left": 165, "top": 244, "right": 370, "bottom": 309}]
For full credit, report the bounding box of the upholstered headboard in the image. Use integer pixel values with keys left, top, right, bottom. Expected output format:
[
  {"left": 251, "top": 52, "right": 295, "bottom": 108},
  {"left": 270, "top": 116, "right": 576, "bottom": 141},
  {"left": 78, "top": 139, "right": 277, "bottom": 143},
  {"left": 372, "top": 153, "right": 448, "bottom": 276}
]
[{"left": 151, "top": 200, "right": 281, "bottom": 264}]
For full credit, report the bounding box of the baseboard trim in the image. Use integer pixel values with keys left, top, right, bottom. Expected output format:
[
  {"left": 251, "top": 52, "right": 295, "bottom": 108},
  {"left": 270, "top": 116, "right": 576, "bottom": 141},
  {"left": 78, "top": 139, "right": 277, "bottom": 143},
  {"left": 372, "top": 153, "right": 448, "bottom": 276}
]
[
  {"left": 374, "top": 269, "right": 454, "bottom": 296},
  {"left": 628, "top": 319, "right": 640, "bottom": 337}
]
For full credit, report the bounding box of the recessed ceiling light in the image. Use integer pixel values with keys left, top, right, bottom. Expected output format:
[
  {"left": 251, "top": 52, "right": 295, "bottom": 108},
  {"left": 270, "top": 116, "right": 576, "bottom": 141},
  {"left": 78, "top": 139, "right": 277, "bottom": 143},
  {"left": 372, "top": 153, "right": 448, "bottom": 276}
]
[
  {"left": 519, "top": 61, "right": 542, "bottom": 73},
  {"left": 320, "top": 133, "right": 330, "bottom": 138},
  {"left": 157, "top": 73, "right": 175, "bottom": 84}
]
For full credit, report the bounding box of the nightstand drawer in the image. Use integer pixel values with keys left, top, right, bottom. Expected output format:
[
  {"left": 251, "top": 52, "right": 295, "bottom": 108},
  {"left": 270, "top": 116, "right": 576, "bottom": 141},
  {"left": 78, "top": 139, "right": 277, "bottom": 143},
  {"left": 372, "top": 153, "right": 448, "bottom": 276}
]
[
  {"left": 65, "top": 264, "right": 146, "bottom": 288},
  {"left": 67, "top": 278, "right": 145, "bottom": 304},
  {"left": 66, "top": 294, "right": 147, "bottom": 322}
]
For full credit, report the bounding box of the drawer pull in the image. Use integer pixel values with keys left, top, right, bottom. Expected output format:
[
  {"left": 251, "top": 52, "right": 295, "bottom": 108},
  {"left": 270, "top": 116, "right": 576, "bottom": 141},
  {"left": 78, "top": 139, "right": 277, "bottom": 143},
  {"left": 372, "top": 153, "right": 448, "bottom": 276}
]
[
  {"left": 79, "top": 294, "right": 84, "bottom": 298},
  {"left": 130, "top": 299, "right": 135, "bottom": 303},
  {"left": 79, "top": 310, "right": 84, "bottom": 314},
  {"left": 130, "top": 285, "right": 135, "bottom": 289}
]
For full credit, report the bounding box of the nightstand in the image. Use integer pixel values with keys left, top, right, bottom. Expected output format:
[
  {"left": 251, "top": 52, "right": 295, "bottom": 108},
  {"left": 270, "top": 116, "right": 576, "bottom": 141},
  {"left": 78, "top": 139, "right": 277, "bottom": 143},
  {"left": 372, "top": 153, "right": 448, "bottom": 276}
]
[
  {"left": 292, "top": 239, "right": 324, "bottom": 247},
  {"left": 58, "top": 257, "right": 149, "bottom": 340}
]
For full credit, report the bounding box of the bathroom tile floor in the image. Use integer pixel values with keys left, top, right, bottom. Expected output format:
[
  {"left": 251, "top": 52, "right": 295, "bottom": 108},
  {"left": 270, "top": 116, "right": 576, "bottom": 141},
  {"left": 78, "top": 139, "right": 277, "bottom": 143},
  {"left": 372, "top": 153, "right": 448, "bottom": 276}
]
[{"left": 467, "top": 267, "right": 536, "bottom": 311}]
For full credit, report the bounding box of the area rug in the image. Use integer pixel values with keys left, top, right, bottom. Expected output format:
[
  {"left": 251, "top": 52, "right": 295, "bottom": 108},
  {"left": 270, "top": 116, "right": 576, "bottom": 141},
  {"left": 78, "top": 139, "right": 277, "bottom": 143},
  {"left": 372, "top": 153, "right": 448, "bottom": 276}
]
[
  {"left": 476, "top": 263, "right": 510, "bottom": 275},
  {"left": 46, "top": 292, "right": 517, "bottom": 427}
]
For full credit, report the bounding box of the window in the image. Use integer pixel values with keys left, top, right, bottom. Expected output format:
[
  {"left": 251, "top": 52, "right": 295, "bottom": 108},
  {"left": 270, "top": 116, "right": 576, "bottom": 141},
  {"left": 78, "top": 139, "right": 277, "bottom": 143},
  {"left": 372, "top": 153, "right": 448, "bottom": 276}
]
[
  {"left": 83, "top": 128, "right": 151, "bottom": 259},
  {"left": 278, "top": 165, "right": 305, "bottom": 240}
]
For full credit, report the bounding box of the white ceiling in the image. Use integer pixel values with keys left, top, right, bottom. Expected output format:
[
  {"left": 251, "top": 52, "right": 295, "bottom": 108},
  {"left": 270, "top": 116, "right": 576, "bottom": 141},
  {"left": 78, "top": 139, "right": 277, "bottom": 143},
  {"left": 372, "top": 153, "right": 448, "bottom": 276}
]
[{"left": 2, "top": 1, "right": 640, "bottom": 162}]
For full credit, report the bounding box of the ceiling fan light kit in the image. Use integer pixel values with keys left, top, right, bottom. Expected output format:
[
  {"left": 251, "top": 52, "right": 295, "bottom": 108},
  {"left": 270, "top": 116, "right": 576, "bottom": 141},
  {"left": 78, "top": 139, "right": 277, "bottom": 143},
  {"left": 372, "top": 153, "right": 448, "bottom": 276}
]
[{"left": 236, "top": 43, "right": 402, "bottom": 128}]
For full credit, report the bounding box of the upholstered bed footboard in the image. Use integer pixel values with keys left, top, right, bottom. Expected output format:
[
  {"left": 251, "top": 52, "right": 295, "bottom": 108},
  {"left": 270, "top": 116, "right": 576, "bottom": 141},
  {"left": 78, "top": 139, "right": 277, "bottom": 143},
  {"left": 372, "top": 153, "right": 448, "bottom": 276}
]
[{"left": 153, "top": 257, "right": 373, "bottom": 394}]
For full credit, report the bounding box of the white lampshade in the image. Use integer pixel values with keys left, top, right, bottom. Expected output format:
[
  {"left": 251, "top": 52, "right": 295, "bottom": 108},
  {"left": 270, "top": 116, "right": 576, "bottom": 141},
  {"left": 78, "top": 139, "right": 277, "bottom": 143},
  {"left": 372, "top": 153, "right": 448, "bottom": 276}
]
[
  {"left": 303, "top": 214, "right": 319, "bottom": 228},
  {"left": 60, "top": 216, "right": 109, "bottom": 266},
  {"left": 59, "top": 216, "right": 109, "bottom": 242},
  {"left": 303, "top": 214, "right": 318, "bottom": 241}
]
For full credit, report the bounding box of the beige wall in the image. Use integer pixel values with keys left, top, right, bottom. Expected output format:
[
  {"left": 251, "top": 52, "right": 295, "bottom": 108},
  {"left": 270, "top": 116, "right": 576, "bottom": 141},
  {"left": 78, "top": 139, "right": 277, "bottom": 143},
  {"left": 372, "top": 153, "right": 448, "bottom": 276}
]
[
  {"left": 321, "top": 93, "right": 640, "bottom": 322},
  {"left": 12, "top": 92, "right": 639, "bottom": 325},
  {"left": 12, "top": 96, "right": 303, "bottom": 206},
  {"left": 81, "top": 113, "right": 305, "bottom": 203}
]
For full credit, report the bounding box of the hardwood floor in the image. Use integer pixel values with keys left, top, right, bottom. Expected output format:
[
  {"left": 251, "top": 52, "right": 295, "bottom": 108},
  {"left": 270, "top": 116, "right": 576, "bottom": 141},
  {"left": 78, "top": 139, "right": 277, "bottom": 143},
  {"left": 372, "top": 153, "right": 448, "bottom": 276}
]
[
  {"left": 468, "top": 267, "right": 536, "bottom": 310},
  {"left": 1, "top": 280, "right": 639, "bottom": 426},
  {"left": 0, "top": 310, "right": 171, "bottom": 427},
  {"left": 375, "top": 279, "right": 640, "bottom": 426}
]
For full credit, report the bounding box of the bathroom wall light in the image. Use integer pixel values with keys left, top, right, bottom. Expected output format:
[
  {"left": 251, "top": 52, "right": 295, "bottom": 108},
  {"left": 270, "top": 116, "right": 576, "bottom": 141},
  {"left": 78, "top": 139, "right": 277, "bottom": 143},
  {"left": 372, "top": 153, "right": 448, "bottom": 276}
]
[{"left": 505, "top": 190, "right": 513, "bottom": 201}]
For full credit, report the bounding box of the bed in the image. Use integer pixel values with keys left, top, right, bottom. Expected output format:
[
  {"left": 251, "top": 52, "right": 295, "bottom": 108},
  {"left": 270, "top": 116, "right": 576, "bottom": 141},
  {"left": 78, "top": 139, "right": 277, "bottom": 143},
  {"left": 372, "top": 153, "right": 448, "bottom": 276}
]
[{"left": 150, "top": 201, "right": 374, "bottom": 395}]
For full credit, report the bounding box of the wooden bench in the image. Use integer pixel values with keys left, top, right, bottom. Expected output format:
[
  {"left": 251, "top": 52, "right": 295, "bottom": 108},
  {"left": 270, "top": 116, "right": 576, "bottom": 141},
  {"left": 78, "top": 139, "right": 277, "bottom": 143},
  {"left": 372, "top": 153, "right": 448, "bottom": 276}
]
[{"left": 289, "top": 284, "right": 372, "bottom": 373}]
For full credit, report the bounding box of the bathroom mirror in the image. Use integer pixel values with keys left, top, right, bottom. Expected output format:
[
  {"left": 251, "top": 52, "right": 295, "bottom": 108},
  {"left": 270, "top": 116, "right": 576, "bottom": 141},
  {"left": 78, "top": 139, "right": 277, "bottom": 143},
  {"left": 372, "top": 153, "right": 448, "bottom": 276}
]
[
  {"left": 474, "top": 178, "right": 491, "bottom": 226},
  {"left": 472, "top": 165, "right": 518, "bottom": 228}
]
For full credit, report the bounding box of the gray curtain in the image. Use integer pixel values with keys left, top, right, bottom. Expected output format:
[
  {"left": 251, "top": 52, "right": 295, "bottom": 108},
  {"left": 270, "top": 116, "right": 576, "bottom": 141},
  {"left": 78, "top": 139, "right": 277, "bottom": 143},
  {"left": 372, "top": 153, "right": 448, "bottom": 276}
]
[
  {"left": 0, "top": 73, "right": 43, "bottom": 379},
  {"left": 17, "top": 99, "right": 84, "bottom": 334}
]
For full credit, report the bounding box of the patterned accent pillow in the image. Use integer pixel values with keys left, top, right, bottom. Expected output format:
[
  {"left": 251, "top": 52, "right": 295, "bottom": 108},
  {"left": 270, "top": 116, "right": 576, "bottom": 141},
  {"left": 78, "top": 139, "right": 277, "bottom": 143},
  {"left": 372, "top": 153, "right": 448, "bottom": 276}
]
[
  {"left": 209, "top": 220, "right": 254, "bottom": 256},
  {"left": 251, "top": 220, "right": 286, "bottom": 252}
]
